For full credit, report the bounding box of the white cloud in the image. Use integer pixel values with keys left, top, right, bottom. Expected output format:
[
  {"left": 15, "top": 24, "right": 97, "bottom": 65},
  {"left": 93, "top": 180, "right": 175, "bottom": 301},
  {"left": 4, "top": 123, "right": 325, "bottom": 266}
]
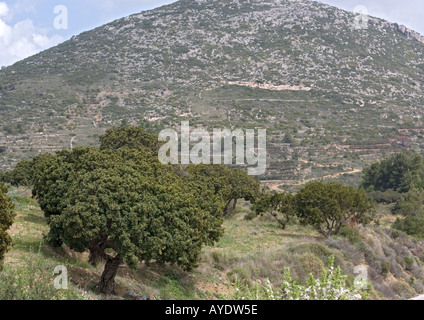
[
  {"left": 0, "top": 2, "right": 8, "bottom": 17},
  {"left": 0, "top": 2, "right": 62, "bottom": 67}
]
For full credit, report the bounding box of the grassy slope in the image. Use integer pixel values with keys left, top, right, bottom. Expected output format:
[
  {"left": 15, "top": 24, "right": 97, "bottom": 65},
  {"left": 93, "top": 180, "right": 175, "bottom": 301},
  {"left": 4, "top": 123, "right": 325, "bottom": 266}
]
[{"left": 3, "top": 186, "right": 424, "bottom": 300}]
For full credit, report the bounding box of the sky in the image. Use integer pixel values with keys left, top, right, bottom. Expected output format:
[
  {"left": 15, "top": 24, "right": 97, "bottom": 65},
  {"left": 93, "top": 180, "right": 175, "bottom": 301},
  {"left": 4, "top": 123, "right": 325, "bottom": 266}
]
[{"left": 0, "top": 0, "right": 423, "bottom": 67}]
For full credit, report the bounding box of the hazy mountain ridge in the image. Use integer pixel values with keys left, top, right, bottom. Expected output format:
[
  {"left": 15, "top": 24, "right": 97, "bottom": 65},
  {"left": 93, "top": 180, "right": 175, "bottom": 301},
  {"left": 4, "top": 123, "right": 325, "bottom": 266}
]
[{"left": 0, "top": 0, "right": 423, "bottom": 181}]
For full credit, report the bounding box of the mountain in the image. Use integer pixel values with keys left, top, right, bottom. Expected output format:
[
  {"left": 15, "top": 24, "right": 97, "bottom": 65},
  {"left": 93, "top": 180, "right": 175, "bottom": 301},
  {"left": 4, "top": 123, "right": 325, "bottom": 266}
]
[{"left": 1, "top": 0, "right": 424, "bottom": 183}]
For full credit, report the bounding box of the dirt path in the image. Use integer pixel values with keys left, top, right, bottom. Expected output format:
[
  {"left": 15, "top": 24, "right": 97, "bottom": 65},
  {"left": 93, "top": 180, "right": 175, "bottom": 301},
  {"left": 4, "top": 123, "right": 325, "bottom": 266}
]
[
  {"left": 263, "top": 169, "right": 362, "bottom": 191},
  {"left": 70, "top": 135, "right": 77, "bottom": 151}
]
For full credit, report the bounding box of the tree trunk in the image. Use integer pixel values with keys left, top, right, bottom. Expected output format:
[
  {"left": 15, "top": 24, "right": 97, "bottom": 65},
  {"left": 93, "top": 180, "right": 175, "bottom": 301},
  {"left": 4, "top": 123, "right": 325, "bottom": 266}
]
[
  {"left": 88, "top": 238, "right": 108, "bottom": 266},
  {"left": 89, "top": 246, "right": 104, "bottom": 267},
  {"left": 270, "top": 212, "right": 288, "bottom": 230},
  {"left": 232, "top": 198, "right": 238, "bottom": 212},
  {"left": 98, "top": 255, "right": 122, "bottom": 295},
  {"left": 223, "top": 199, "right": 232, "bottom": 216},
  {"left": 223, "top": 198, "right": 238, "bottom": 216}
]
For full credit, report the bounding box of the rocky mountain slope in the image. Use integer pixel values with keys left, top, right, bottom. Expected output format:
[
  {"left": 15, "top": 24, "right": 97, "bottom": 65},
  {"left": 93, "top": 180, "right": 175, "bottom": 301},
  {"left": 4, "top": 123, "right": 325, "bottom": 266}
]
[{"left": 0, "top": 0, "right": 424, "bottom": 182}]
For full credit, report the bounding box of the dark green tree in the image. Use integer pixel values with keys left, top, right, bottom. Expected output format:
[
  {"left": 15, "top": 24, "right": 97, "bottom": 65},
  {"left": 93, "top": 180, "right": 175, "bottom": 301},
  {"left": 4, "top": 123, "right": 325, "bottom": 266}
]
[
  {"left": 392, "top": 188, "right": 424, "bottom": 240},
  {"left": 253, "top": 192, "right": 295, "bottom": 230},
  {"left": 294, "top": 182, "right": 374, "bottom": 238},
  {"left": 1, "top": 160, "right": 33, "bottom": 187},
  {"left": 361, "top": 152, "right": 424, "bottom": 193},
  {"left": 33, "top": 147, "right": 224, "bottom": 294},
  {"left": 185, "top": 164, "right": 260, "bottom": 216},
  {"left": 99, "top": 126, "right": 160, "bottom": 154},
  {"left": 0, "top": 183, "right": 15, "bottom": 271},
  {"left": 393, "top": 215, "right": 424, "bottom": 240},
  {"left": 31, "top": 148, "right": 97, "bottom": 249},
  {"left": 392, "top": 187, "right": 424, "bottom": 216}
]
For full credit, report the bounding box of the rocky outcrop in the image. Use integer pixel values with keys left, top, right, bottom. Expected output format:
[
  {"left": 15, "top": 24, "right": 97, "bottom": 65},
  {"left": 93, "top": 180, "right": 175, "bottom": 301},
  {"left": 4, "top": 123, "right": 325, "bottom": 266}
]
[{"left": 396, "top": 24, "right": 424, "bottom": 44}]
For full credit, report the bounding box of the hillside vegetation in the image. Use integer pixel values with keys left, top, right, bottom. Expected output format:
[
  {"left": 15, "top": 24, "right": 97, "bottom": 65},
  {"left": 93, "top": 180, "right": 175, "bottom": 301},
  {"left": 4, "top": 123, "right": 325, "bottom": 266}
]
[
  {"left": 0, "top": 0, "right": 423, "bottom": 185},
  {"left": 1, "top": 186, "right": 423, "bottom": 300},
  {"left": 1, "top": 0, "right": 424, "bottom": 301},
  {"left": 1, "top": 141, "right": 424, "bottom": 300}
]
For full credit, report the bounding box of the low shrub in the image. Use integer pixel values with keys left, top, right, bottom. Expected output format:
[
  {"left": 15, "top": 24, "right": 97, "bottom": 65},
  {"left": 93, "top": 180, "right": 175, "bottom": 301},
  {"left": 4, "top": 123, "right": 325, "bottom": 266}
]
[
  {"left": 289, "top": 243, "right": 332, "bottom": 264},
  {"left": 227, "top": 267, "right": 251, "bottom": 287},
  {"left": 390, "top": 230, "right": 400, "bottom": 239},
  {"left": 390, "top": 281, "right": 416, "bottom": 299},
  {"left": 293, "top": 253, "right": 325, "bottom": 283},
  {"left": 339, "top": 226, "right": 361, "bottom": 244},
  {"left": 244, "top": 211, "right": 257, "bottom": 221},
  {"left": 403, "top": 257, "right": 414, "bottom": 270},
  {"left": 381, "top": 261, "right": 391, "bottom": 277},
  {"left": 209, "top": 251, "right": 239, "bottom": 271}
]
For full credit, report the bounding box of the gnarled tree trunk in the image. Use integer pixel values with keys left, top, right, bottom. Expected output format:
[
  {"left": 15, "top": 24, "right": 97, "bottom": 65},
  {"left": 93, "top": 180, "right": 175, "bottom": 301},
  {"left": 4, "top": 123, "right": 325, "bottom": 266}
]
[
  {"left": 231, "top": 198, "right": 238, "bottom": 212},
  {"left": 223, "top": 198, "right": 238, "bottom": 216},
  {"left": 88, "top": 237, "right": 108, "bottom": 266},
  {"left": 270, "top": 212, "right": 289, "bottom": 230},
  {"left": 98, "top": 255, "right": 122, "bottom": 295}
]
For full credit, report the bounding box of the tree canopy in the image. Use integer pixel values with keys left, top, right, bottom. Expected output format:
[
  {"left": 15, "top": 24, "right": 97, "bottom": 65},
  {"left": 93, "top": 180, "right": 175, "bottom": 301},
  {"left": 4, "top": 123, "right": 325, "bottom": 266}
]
[
  {"left": 393, "top": 214, "right": 424, "bottom": 240},
  {"left": 392, "top": 187, "right": 424, "bottom": 240},
  {"left": 0, "top": 159, "right": 33, "bottom": 187},
  {"left": 99, "top": 126, "right": 160, "bottom": 154},
  {"left": 361, "top": 152, "right": 424, "bottom": 193},
  {"left": 294, "top": 182, "right": 374, "bottom": 238},
  {"left": 6, "top": 126, "right": 263, "bottom": 294},
  {"left": 253, "top": 192, "right": 295, "bottom": 230},
  {"left": 0, "top": 183, "right": 15, "bottom": 271},
  {"left": 184, "top": 164, "right": 260, "bottom": 216},
  {"left": 32, "top": 145, "right": 225, "bottom": 294}
]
